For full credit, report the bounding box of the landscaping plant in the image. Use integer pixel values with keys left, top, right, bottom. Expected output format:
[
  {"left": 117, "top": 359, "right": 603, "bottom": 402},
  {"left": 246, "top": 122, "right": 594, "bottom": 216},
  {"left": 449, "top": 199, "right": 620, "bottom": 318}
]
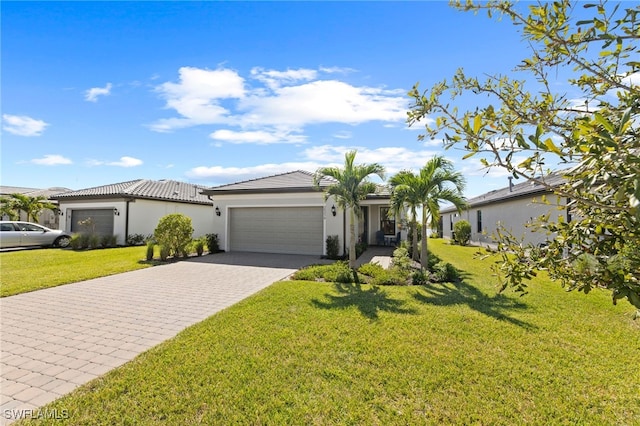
[
  {"left": 453, "top": 220, "right": 471, "bottom": 246},
  {"left": 153, "top": 214, "right": 193, "bottom": 259}
]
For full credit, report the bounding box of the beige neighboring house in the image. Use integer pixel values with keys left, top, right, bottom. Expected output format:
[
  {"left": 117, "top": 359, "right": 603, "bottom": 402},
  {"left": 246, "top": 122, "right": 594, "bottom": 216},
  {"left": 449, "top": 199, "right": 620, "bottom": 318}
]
[
  {"left": 0, "top": 186, "right": 71, "bottom": 228},
  {"left": 52, "top": 180, "right": 213, "bottom": 245},
  {"left": 440, "top": 174, "right": 568, "bottom": 247},
  {"left": 201, "top": 170, "right": 405, "bottom": 256}
]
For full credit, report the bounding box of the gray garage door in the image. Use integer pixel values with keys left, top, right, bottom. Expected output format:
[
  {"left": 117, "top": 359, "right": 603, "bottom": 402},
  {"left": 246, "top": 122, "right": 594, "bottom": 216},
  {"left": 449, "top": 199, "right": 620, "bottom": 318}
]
[
  {"left": 70, "top": 209, "right": 114, "bottom": 236},
  {"left": 230, "top": 207, "right": 323, "bottom": 255}
]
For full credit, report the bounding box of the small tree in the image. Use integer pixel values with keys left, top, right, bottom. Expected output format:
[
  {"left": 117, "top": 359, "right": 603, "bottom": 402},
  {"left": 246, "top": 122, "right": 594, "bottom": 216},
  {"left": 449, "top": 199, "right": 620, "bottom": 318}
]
[
  {"left": 154, "top": 214, "right": 193, "bottom": 258},
  {"left": 453, "top": 220, "right": 471, "bottom": 246},
  {"left": 408, "top": 1, "right": 640, "bottom": 311}
]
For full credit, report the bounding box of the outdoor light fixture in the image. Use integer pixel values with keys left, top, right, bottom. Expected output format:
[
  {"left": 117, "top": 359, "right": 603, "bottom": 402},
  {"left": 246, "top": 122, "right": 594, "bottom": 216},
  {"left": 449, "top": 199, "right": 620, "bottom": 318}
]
[
  {"left": 56, "top": 209, "right": 63, "bottom": 216},
  {"left": 113, "top": 208, "right": 120, "bottom": 216},
  {"left": 331, "top": 205, "right": 337, "bottom": 217},
  {"left": 215, "top": 207, "right": 221, "bottom": 216}
]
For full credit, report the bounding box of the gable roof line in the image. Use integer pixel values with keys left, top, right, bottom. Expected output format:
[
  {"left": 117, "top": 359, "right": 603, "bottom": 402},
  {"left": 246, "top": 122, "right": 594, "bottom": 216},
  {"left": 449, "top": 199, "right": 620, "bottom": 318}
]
[{"left": 52, "top": 179, "right": 212, "bottom": 205}]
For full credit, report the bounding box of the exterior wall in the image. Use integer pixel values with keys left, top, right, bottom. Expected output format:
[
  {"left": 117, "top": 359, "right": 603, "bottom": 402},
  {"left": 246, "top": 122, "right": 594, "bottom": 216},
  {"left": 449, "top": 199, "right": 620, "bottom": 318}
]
[
  {"left": 128, "top": 199, "right": 213, "bottom": 240},
  {"left": 210, "top": 192, "right": 341, "bottom": 255},
  {"left": 58, "top": 199, "right": 212, "bottom": 245},
  {"left": 442, "top": 194, "right": 567, "bottom": 246}
]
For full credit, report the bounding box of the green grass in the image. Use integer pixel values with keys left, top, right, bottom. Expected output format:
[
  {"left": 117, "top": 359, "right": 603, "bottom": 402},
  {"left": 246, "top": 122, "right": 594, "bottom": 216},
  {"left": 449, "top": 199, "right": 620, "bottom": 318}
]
[
  {"left": 0, "top": 247, "right": 153, "bottom": 297},
  {"left": 19, "top": 239, "right": 640, "bottom": 425}
]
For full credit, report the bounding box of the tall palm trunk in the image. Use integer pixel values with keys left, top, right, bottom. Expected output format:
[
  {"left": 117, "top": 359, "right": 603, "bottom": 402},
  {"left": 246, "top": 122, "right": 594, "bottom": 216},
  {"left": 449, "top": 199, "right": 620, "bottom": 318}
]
[
  {"left": 420, "top": 205, "right": 429, "bottom": 271},
  {"left": 349, "top": 207, "right": 357, "bottom": 269}
]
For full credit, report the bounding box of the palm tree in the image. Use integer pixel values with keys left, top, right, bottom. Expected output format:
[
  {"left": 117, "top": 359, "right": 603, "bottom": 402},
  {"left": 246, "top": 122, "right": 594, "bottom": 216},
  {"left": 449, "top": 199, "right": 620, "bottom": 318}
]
[
  {"left": 0, "top": 196, "right": 19, "bottom": 220},
  {"left": 389, "top": 156, "right": 467, "bottom": 271},
  {"left": 314, "top": 150, "right": 386, "bottom": 268},
  {"left": 8, "top": 193, "right": 57, "bottom": 223}
]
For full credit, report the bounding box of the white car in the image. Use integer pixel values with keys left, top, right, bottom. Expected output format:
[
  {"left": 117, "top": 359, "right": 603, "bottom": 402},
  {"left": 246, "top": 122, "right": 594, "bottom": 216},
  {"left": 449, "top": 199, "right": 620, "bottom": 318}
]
[{"left": 0, "top": 221, "right": 71, "bottom": 249}]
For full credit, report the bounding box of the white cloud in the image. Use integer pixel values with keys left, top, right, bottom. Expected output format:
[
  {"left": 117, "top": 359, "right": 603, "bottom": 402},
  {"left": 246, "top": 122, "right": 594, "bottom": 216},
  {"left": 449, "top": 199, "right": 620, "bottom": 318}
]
[
  {"left": 150, "top": 67, "right": 245, "bottom": 132},
  {"left": 250, "top": 67, "right": 318, "bottom": 89},
  {"left": 108, "top": 156, "right": 143, "bottom": 167},
  {"left": 187, "top": 145, "right": 442, "bottom": 182},
  {"left": 150, "top": 66, "right": 408, "bottom": 139},
  {"left": 86, "top": 156, "right": 143, "bottom": 167},
  {"left": 31, "top": 154, "right": 72, "bottom": 166},
  {"left": 332, "top": 130, "right": 352, "bottom": 139},
  {"left": 85, "top": 83, "right": 112, "bottom": 102},
  {"left": 210, "top": 129, "right": 306, "bottom": 145},
  {"left": 2, "top": 114, "right": 49, "bottom": 136}
]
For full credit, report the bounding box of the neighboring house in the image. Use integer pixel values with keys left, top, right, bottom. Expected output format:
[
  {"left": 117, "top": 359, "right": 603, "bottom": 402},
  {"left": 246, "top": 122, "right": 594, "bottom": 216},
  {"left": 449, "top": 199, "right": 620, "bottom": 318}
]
[
  {"left": 52, "top": 180, "right": 213, "bottom": 245},
  {"left": 440, "top": 174, "right": 568, "bottom": 247},
  {"left": 201, "top": 170, "right": 405, "bottom": 256},
  {"left": 0, "top": 186, "right": 71, "bottom": 228}
]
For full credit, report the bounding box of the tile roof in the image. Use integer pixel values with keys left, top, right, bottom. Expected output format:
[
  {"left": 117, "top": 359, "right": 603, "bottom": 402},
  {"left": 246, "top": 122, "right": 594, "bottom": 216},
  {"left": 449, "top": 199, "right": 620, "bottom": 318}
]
[
  {"left": 52, "top": 180, "right": 212, "bottom": 205},
  {"left": 441, "top": 173, "right": 566, "bottom": 213},
  {"left": 202, "top": 170, "right": 390, "bottom": 198},
  {"left": 203, "top": 170, "right": 335, "bottom": 194},
  {"left": 0, "top": 186, "right": 72, "bottom": 200}
]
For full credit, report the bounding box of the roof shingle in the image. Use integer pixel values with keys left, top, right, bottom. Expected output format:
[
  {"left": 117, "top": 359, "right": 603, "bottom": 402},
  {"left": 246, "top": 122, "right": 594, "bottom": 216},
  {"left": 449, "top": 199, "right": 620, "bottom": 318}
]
[{"left": 52, "top": 180, "right": 212, "bottom": 205}]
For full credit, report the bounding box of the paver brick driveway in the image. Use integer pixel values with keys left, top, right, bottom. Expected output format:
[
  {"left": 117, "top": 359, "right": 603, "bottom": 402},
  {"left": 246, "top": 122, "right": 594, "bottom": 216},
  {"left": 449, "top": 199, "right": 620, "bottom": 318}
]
[{"left": 0, "top": 252, "right": 323, "bottom": 424}]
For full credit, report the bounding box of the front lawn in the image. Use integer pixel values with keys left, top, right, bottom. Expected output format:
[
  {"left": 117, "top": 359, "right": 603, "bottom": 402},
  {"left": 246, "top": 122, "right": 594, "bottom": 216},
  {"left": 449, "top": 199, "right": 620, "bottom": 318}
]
[
  {"left": 0, "top": 247, "right": 153, "bottom": 297},
  {"left": 20, "top": 240, "right": 640, "bottom": 425}
]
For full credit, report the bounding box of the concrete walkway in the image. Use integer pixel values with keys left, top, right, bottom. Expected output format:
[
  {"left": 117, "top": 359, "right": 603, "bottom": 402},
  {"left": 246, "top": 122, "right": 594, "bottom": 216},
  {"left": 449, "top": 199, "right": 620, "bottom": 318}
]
[
  {"left": 0, "top": 252, "right": 322, "bottom": 425},
  {"left": 355, "top": 245, "right": 395, "bottom": 269}
]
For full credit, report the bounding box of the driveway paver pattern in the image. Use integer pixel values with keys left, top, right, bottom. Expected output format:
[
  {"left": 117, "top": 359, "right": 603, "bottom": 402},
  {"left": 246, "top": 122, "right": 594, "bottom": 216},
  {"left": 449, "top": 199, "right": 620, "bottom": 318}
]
[{"left": 0, "top": 252, "right": 322, "bottom": 424}]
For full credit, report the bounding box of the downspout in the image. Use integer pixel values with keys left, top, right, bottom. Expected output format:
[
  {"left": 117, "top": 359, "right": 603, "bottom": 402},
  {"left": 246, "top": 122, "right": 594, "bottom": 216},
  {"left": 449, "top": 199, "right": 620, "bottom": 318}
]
[{"left": 125, "top": 198, "right": 132, "bottom": 244}]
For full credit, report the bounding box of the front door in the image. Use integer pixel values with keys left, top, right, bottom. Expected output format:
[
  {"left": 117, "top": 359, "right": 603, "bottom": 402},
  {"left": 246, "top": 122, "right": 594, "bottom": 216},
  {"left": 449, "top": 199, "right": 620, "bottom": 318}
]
[{"left": 359, "top": 206, "right": 369, "bottom": 244}]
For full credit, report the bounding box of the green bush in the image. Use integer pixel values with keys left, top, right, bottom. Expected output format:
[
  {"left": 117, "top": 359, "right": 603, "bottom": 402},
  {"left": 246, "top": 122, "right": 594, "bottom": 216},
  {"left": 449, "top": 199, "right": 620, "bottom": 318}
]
[
  {"left": 205, "top": 233, "right": 219, "bottom": 254},
  {"left": 356, "top": 242, "right": 368, "bottom": 259},
  {"left": 159, "top": 245, "right": 170, "bottom": 261},
  {"left": 292, "top": 262, "right": 358, "bottom": 283},
  {"left": 371, "top": 269, "right": 409, "bottom": 286},
  {"left": 391, "top": 247, "right": 412, "bottom": 271},
  {"left": 357, "top": 262, "right": 385, "bottom": 278},
  {"left": 154, "top": 214, "right": 193, "bottom": 258},
  {"left": 412, "top": 270, "right": 429, "bottom": 285},
  {"left": 88, "top": 234, "right": 100, "bottom": 249},
  {"left": 146, "top": 241, "right": 155, "bottom": 261},
  {"left": 70, "top": 234, "right": 83, "bottom": 250},
  {"left": 194, "top": 238, "right": 205, "bottom": 256},
  {"left": 453, "top": 220, "right": 471, "bottom": 246},
  {"left": 126, "top": 233, "right": 151, "bottom": 246},
  {"left": 431, "top": 261, "right": 460, "bottom": 283},
  {"left": 325, "top": 235, "right": 340, "bottom": 260},
  {"left": 100, "top": 235, "right": 118, "bottom": 248}
]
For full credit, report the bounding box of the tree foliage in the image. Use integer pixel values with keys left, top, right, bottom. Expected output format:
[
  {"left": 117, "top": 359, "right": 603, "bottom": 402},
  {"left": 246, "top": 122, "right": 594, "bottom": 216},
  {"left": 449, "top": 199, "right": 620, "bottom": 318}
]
[
  {"left": 453, "top": 220, "right": 472, "bottom": 246},
  {"left": 389, "top": 156, "right": 467, "bottom": 270},
  {"left": 314, "top": 150, "right": 386, "bottom": 268},
  {"left": 408, "top": 1, "right": 639, "bottom": 312},
  {"left": 153, "top": 214, "right": 194, "bottom": 258},
  {"left": 0, "top": 193, "right": 57, "bottom": 222}
]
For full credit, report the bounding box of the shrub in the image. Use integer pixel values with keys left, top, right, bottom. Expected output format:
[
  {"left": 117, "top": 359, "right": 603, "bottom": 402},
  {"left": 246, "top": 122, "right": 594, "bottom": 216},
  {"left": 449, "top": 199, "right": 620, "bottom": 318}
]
[
  {"left": 70, "top": 234, "right": 83, "bottom": 250},
  {"left": 431, "top": 261, "right": 460, "bottom": 283},
  {"left": 412, "top": 270, "right": 429, "bottom": 285},
  {"left": 391, "top": 247, "right": 412, "bottom": 271},
  {"left": 325, "top": 235, "right": 340, "bottom": 260},
  {"left": 194, "top": 238, "right": 205, "bottom": 256},
  {"left": 146, "top": 241, "right": 155, "bottom": 261},
  {"left": 126, "top": 233, "right": 150, "bottom": 246},
  {"left": 371, "top": 269, "right": 410, "bottom": 286},
  {"left": 88, "top": 234, "right": 101, "bottom": 249},
  {"left": 159, "top": 245, "right": 170, "bottom": 261},
  {"left": 426, "top": 251, "right": 443, "bottom": 270},
  {"left": 154, "top": 214, "right": 193, "bottom": 258},
  {"left": 292, "top": 262, "right": 358, "bottom": 283},
  {"left": 100, "top": 234, "right": 118, "bottom": 248},
  {"left": 357, "top": 262, "right": 385, "bottom": 278},
  {"left": 205, "top": 233, "right": 219, "bottom": 254},
  {"left": 453, "top": 220, "right": 471, "bottom": 246}
]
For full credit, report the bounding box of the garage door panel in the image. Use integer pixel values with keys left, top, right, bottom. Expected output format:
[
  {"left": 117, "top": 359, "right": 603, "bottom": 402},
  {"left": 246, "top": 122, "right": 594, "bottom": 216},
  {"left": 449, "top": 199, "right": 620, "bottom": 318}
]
[
  {"left": 70, "top": 209, "right": 114, "bottom": 236},
  {"left": 230, "top": 207, "right": 323, "bottom": 255}
]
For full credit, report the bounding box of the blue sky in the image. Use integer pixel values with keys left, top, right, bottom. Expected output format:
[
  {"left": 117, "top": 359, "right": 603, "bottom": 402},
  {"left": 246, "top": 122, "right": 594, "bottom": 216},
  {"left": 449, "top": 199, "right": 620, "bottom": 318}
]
[{"left": 3, "top": 1, "right": 533, "bottom": 197}]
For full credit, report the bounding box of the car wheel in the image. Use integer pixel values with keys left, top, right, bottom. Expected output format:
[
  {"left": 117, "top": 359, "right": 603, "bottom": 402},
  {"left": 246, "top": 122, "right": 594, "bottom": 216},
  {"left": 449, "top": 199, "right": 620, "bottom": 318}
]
[{"left": 55, "top": 236, "right": 71, "bottom": 248}]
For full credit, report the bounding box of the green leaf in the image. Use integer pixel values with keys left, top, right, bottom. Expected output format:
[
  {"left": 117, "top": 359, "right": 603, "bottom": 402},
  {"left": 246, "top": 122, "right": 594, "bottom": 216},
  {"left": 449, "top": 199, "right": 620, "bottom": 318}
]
[
  {"left": 544, "top": 138, "right": 563, "bottom": 155},
  {"left": 473, "top": 114, "right": 482, "bottom": 133}
]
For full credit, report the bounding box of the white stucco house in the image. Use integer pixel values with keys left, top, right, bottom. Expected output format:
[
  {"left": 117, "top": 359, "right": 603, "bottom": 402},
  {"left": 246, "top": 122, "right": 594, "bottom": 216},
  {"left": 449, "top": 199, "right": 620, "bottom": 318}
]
[
  {"left": 52, "top": 180, "right": 213, "bottom": 245},
  {"left": 201, "top": 170, "right": 405, "bottom": 256},
  {"left": 440, "top": 174, "right": 568, "bottom": 247}
]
